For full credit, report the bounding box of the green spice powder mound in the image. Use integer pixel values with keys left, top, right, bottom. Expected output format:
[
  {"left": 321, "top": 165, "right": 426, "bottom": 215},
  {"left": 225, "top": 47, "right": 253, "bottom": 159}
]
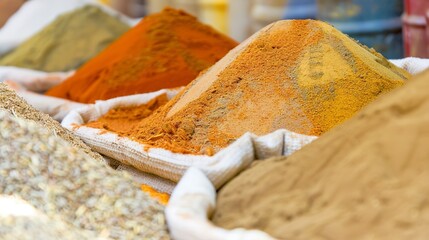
[{"left": 0, "top": 5, "right": 130, "bottom": 72}]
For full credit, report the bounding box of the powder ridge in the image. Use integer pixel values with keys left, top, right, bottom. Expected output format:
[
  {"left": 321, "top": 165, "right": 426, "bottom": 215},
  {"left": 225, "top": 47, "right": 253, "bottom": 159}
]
[
  {"left": 0, "top": 5, "right": 130, "bottom": 72},
  {"left": 45, "top": 8, "right": 238, "bottom": 103},
  {"left": 118, "top": 20, "right": 409, "bottom": 155},
  {"left": 213, "top": 69, "right": 429, "bottom": 240}
]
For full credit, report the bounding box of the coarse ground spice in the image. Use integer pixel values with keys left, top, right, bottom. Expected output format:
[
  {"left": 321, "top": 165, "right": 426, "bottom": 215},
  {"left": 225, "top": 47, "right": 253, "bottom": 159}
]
[
  {"left": 0, "top": 5, "right": 129, "bottom": 72},
  {"left": 0, "top": 196, "right": 95, "bottom": 239},
  {"left": 85, "top": 93, "right": 169, "bottom": 135},
  {"left": 121, "top": 20, "right": 410, "bottom": 155},
  {"left": 212, "top": 69, "right": 429, "bottom": 240},
  {"left": 0, "top": 83, "right": 103, "bottom": 162},
  {"left": 0, "top": 110, "right": 170, "bottom": 240},
  {"left": 45, "top": 8, "right": 238, "bottom": 103}
]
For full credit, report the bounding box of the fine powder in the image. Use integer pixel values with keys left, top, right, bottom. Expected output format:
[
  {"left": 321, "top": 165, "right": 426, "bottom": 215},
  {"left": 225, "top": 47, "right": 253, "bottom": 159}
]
[
  {"left": 45, "top": 8, "right": 238, "bottom": 103},
  {"left": 85, "top": 94, "right": 169, "bottom": 135},
  {"left": 0, "top": 83, "right": 104, "bottom": 162},
  {"left": 212, "top": 70, "right": 429, "bottom": 239},
  {"left": 124, "top": 20, "right": 410, "bottom": 155},
  {"left": 0, "top": 5, "right": 130, "bottom": 72}
]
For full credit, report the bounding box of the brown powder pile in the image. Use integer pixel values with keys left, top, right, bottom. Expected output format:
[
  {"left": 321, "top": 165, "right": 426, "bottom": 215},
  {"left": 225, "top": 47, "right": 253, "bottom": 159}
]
[
  {"left": 85, "top": 94, "right": 169, "bottom": 135},
  {"left": 212, "top": 69, "right": 429, "bottom": 239},
  {"left": 0, "top": 83, "right": 103, "bottom": 162},
  {"left": 123, "top": 20, "right": 410, "bottom": 155}
]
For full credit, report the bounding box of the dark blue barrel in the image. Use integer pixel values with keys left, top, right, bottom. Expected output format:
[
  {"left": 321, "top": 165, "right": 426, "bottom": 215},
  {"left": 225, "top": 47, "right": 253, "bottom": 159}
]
[
  {"left": 317, "top": 0, "right": 404, "bottom": 59},
  {"left": 283, "top": 0, "right": 317, "bottom": 19}
]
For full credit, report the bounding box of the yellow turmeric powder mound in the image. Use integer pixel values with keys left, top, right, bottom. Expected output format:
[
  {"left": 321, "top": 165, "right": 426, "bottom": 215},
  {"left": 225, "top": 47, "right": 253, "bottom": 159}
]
[
  {"left": 85, "top": 94, "right": 169, "bottom": 135},
  {"left": 104, "top": 20, "right": 411, "bottom": 155}
]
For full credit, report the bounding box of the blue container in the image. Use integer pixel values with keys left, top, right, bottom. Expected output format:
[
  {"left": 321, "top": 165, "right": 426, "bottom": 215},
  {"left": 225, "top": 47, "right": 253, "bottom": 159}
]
[
  {"left": 283, "top": 0, "right": 317, "bottom": 19},
  {"left": 317, "top": 0, "right": 404, "bottom": 59}
]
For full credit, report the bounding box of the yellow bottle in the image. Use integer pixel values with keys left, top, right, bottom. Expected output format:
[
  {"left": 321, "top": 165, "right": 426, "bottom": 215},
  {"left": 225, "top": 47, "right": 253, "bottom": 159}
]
[{"left": 198, "top": 0, "right": 228, "bottom": 34}]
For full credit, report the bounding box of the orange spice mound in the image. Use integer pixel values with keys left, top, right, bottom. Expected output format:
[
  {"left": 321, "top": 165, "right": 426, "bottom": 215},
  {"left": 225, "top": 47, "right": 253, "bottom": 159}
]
[
  {"left": 141, "top": 184, "right": 170, "bottom": 205},
  {"left": 94, "top": 20, "right": 411, "bottom": 156},
  {"left": 84, "top": 94, "right": 169, "bottom": 135},
  {"left": 45, "top": 8, "right": 238, "bottom": 103}
]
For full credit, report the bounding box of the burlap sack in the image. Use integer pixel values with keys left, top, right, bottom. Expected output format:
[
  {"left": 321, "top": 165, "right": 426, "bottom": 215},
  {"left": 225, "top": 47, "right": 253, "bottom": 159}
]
[{"left": 62, "top": 89, "right": 316, "bottom": 194}]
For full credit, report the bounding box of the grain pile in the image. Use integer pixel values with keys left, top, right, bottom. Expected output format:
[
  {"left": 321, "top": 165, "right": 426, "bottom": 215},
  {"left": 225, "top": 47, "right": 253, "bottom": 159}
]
[
  {"left": 45, "top": 8, "right": 238, "bottom": 103},
  {"left": 0, "top": 110, "right": 170, "bottom": 239},
  {"left": 123, "top": 20, "right": 410, "bottom": 155},
  {"left": 0, "top": 196, "right": 94, "bottom": 239},
  {"left": 213, "top": 69, "right": 429, "bottom": 240},
  {"left": 0, "top": 5, "right": 129, "bottom": 72},
  {"left": 0, "top": 83, "right": 102, "bottom": 162}
]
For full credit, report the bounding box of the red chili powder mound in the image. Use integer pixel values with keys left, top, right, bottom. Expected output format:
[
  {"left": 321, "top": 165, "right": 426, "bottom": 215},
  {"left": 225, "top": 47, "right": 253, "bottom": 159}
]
[
  {"left": 45, "top": 8, "right": 238, "bottom": 103},
  {"left": 213, "top": 69, "right": 429, "bottom": 240},
  {"left": 119, "top": 20, "right": 409, "bottom": 155}
]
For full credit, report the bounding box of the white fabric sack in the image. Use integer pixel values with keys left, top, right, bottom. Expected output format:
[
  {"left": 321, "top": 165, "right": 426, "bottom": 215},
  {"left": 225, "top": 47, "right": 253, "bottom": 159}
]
[
  {"left": 165, "top": 59, "right": 429, "bottom": 240},
  {"left": 390, "top": 57, "right": 429, "bottom": 75},
  {"left": 166, "top": 168, "right": 278, "bottom": 240},
  {"left": 2, "top": 70, "right": 86, "bottom": 121},
  {"left": 0, "top": 0, "right": 136, "bottom": 56},
  {"left": 62, "top": 89, "right": 317, "bottom": 194},
  {"left": 117, "top": 163, "right": 176, "bottom": 194},
  {"left": 0, "top": 66, "right": 73, "bottom": 92}
]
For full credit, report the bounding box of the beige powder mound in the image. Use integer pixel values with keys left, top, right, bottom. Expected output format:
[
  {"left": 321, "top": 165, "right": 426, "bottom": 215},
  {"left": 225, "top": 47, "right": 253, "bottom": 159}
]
[
  {"left": 132, "top": 20, "right": 410, "bottom": 155},
  {"left": 213, "top": 69, "right": 429, "bottom": 239},
  {"left": 0, "top": 83, "right": 103, "bottom": 162}
]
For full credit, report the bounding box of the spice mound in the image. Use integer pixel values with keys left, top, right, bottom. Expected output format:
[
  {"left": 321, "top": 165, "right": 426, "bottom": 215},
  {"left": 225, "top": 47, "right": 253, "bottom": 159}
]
[
  {"left": 0, "top": 110, "right": 170, "bottom": 240},
  {"left": 85, "top": 93, "right": 169, "bottom": 135},
  {"left": 123, "top": 20, "right": 410, "bottom": 155},
  {"left": 212, "top": 69, "right": 429, "bottom": 240},
  {"left": 0, "top": 196, "right": 95, "bottom": 239},
  {"left": 45, "top": 8, "right": 238, "bottom": 103},
  {"left": 0, "top": 83, "right": 103, "bottom": 162},
  {"left": 0, "top": 5, "right": 129, "bottom": 72}
]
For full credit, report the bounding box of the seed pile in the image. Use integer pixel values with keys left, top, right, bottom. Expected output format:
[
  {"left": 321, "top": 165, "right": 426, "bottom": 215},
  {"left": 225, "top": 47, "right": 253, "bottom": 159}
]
[
  {"left": 46, "top": 8, "right": 238, "bottom": 103},
  {"left": 0, "top": 83, "right": 102, "bottom": 162},
  {"left": 0, "top": 110, "right": 170, "bottom": 239},
  {"left": 0, "top": 196, "right": 95, "bottom": 239},
  {"left": 213, "top": 69, "right": 429, "bottom": 239},
  {"left": 0, "top": 5, "right": 130, "bottom": 72},
  {"left": 125, "top": 20, "right": 410, "bottom": 155}
]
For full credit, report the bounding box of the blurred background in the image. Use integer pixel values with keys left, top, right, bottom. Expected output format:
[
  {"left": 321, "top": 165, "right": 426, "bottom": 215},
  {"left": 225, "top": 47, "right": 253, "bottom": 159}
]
[{"left": 1, "top": 0, "right": 429, "bottom": 59}]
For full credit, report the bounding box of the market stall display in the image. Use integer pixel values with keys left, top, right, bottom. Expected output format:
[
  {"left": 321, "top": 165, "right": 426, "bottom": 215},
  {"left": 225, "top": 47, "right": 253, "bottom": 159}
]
[
  {"left": 62, "top": 19, "right": 409, "bottom": 194},
  {"left": 1, "top": 2, "right": 429, "bottom": 240}
]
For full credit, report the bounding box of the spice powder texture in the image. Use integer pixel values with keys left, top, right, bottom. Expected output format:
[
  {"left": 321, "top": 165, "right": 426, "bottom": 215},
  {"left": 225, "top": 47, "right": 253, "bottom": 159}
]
[
  {"left": 0, "top": 5, "right": 130, "bottom": 72},
  {"left": 85, "top": 94, "right": 169, "bottom": 135},
  {"left": 45, "top": 8, "right": 238, "bottom": 103},
  {"left": 212, "top": 69, "right": 429, "bottom": 240},
  {"left": 122, "top": 20, "right": 409, "bottom": 155}
]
